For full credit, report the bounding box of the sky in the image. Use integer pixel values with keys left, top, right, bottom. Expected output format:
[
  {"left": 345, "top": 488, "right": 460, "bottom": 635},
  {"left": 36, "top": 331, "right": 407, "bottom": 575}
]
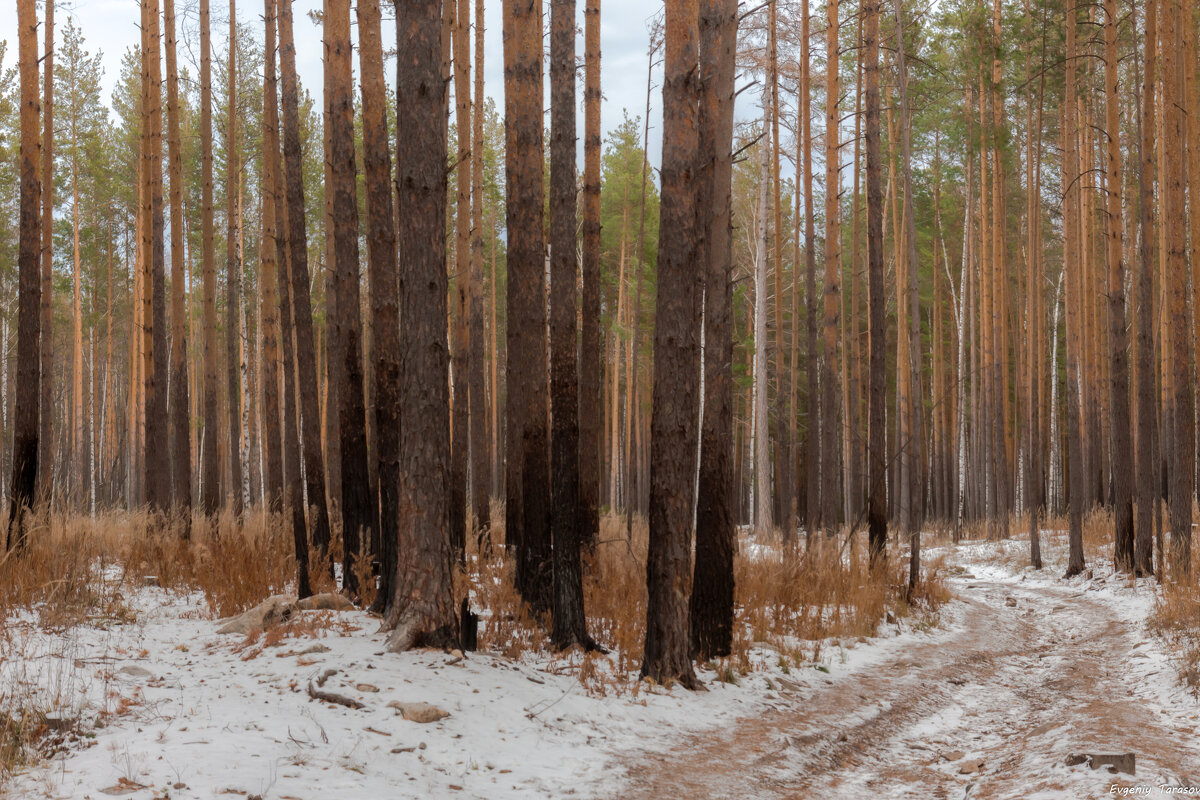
[{"left": 0, "top": 0, "right": 670, "bottom": 168}]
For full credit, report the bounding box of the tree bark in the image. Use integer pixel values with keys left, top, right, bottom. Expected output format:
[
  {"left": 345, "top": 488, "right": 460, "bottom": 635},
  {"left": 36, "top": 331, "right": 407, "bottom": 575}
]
[
  {"left": 199, "top": 0, "right": 220, "bottom": 517},
  {"left": 503, "top": 0, "right": 551, "bottom": 614},
  {"left": 359, "top": 0, "right": 398, "bottom": 611},
  {"left": 690, "top": 0, "right": 736, "bottom": 661},
  {"left": 864, "top": 0, "right": 887, "bottom": 565},
  {"left": 579, "top": 0, "right": 602, "bottom": 549},
  {"left": 642, "top": 0, "right": 700, "bottom": 690},
  {"left": 822, "top": 0, "right": 842, "bottom": 533},
  {"left": 9, "top": 0, "right": 41, "bottom": 546},
  {"left": 469, "top": 0, "right": 491, "bottom": 542},
  {"left": 327, "top": 0, "right": 374, "bottom": 593},
  {"left": 387, "top": 0, "right": 458, "bottom": 651},
  {"left": 1135, "top": 0, "right": 1158, "bottom": 577},
  {"left": 36, "top": 0, "right": 52, "bottom": 506},
  {"left": 224, "top": 0, "right": 243, "bottom": 516},
  {"left": 279, "top": 0, "right": 332, "bottom": 554},
  {"left": 165, "top": 0, "right": 194, "bottom": 527},
  {"left": 450, "top": 0, "right": 470, "bottom": 561},
  {"left": 548, "top": 0, "right": 590, "bottom": 649}
]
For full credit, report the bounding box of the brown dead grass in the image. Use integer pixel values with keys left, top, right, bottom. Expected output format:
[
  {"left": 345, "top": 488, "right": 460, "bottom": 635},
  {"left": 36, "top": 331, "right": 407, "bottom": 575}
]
[{"left": 469, "top": 513, "right": 950, "bottom": 686}]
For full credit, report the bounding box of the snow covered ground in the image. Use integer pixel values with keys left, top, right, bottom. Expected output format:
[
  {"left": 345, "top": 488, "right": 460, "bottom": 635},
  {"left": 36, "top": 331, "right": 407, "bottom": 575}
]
[{"left": 3, "top": 532, "right": 1197, "bottom": 799}]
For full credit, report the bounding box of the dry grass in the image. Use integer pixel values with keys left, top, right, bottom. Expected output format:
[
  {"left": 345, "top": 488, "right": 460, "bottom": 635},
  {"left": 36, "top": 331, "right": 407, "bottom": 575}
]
[{"left": 468, "top": 513, "right": 950, "bottom": 688}]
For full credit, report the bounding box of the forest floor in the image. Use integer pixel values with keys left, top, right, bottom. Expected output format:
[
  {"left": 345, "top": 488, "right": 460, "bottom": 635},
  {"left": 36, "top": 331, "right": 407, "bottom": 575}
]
[{"left": 3, "top": 527, "right": 1197, "bottom": 799}]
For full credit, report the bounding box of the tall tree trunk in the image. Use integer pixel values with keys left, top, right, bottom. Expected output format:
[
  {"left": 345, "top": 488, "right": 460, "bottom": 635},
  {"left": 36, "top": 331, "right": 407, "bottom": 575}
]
[
  {"left": 548, "top": 0, "right": 590, "bottom": 648},
  {"left": 279, "top": 0, "right": 332, "bottom": 554},
  {"left": 1064, "top": 0, "right": 1086, "bottom": 576},
  {"left": 9, "top": 0, "right": 41, "bottom": 545},
  {"left": 36, "top": 0, "right": 52, "bottom": 507},
  {"left": 1165, "top": 0, "right": 1192, "bottom": 577},
  {"left": 224, "top": 0, "right": 243, "bottom": 515},
  {"left": 143, "top": 0, "right": 170, "bottom": 514},
  {"left": 1105, "top": 0, "right": 1134, "bottom": 570},
  {"left": 359, "top": 0, "right": 398, "bottom": 610},
  {"left": 802, "top": 0, "right": 818, "bottom": 538},
  {"left": 265, "top": 0, "right": 309, "bottom": 595},
  {"left": 768, "top": 0, "right": 792, "bottom": 539},
  {"left": 327, "top": 0, "right": 374, "bottom": 593},
  {"left": 200, "top": 0, "right": 220, "bottom": 516},
  {"left": 822, "top": 0, "right": 842, "bottom": 533},
  {"left": 690, "top": 0, "right": 736, "bottom": 660},
  {"left": 450, "top": 0, "right": 470, "bottom": 561},
  {"left": 753, "top": 129, "right": 770, "bottom": 531},
  {"left": 387, "top": 0, "right": 458, "bottom": 651},
  {"left": 1135, "top": 0, "right": 1159, "bottom": 577},
  {"left": 578, "top": 0, "right": 602, "bottom": 548},
  {"left": 865, "top": 0, "right": 886, "bottom": 564},
  {"left": 166, "top": 0, "right": 193, "bottom": 527},
  {"left": 469, "top": 0, "right": 491, "bottom": 540},
  {"left": 642, "top": 0, "right": 701, "bottom": 689},
  {"left": 503, "top": 0, "right": 551, "bottom": 614}
]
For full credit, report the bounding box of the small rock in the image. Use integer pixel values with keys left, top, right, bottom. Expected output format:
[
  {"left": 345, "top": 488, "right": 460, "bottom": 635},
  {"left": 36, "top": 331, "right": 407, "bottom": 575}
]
[
  {"left": 886, "top": 611, "right": 898, "bottom": 625},
  {"left": 388, "top": 701, "right": 450, "bottom": 723},
  {"left": 1065, "top": 752, "right": 1135, "bottom": 775},
  {"left": 420, "top": 742, "right": 428, "bottom": 750},
  {"left": 141, "top": 575, "right": 160, "bottom": 587},
  {"left": 356, "top": 683, "right": 380, "bottom": 693},
  {"left": 958, "top": 758, "right": 985, "bottom": 774},
  {"left": 43, "top": 711, "right": 76, "bottom": 731},
  {"left": 941, "top": 750, "right": 965, "bottom": 762},
  {"left": 297, "top": 643, "right": 331, "bottom": 656},
  {"left": 217, "top": 595, "right": 298, "bottom": 635},
  {"left": 1005, "top": 597, "right": 1017, "bottom": 607},
  {"left": 117, "top": 665, "right": 155, "bottom": 680}
]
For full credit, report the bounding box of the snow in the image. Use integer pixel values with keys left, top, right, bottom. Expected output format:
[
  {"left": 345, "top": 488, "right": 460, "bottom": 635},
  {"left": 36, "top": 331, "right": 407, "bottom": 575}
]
[{"left": 4, "top": 531, "right": 1199, "bottom": 799}]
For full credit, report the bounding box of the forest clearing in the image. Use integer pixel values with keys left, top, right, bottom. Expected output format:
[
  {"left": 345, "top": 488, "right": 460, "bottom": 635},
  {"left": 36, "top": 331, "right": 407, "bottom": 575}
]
[{"left": 4, "top": 0, "right": 1200, "bottom": 795}]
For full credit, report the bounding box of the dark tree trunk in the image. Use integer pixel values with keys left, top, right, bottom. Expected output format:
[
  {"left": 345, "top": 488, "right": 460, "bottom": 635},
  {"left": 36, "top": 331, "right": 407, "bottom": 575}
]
[
  {"left": 358, "top": 0, "right": 398, "bottom": 612},
  {"left": 549, "top": 0, "right": 590, "bottom": 649},
  {"left": 165, "top": 0, "right": 194, "bottom": 527},
  {"left": 387, "top": 0, "right": 458, "bottom": 651},
  {"left": 1135, "top": 0, "right": 1158, "bottom": 577},
  {"left": 36, "top": 0, "right": 52, "bottom": 507},
  {"left": 502, "top": 0, "right": 551, "bottom": 615},
  {"left": 642, "top": 0, "right": 700, "bottom": 690},
  {"left": 578, "top": 0, "right": 602, "bottom": 550},
  {"left": 265, "top": 0, "right": 310, "bottom": 597},
  {"left": 279, "top": 0, "right": 332, "bottom": 554},
  {"left": 690, "top": 0, "right": 737, "bottom": 661},
  {"left": 468, "top": 0, "right": 491, "bottom": 541},
  {"left": 143, "top": 0, "right": 171, "bottom": 514},
  {"left": 9, "top": 0, "right": 41, "bottom": 546},
  {"left": 200, "top": 0, "right": 220, "bottom": 516},
  {"left": 1104, "top": 0, "right": 1134, "bottom": 571},
  {"left": 328, "top": 0, "right": 375, "bottom": 595},
  {"left": 450, "top": 0, "right": 470, "bottom": 561},
  {"left": 865, "top": 0, "right": 887, "bottom": 565},
  {"left": 257, "top": 0, "right": 282, "bottom": 511}
]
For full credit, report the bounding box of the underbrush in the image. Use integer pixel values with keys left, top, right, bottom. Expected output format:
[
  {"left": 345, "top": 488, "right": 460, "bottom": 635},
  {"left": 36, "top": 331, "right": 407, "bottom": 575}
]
[
  {"left": 1149, "top": 546, "right": 1200, "bottom": 692},
  {"left": 470, "top": 513, "right": 951, "bottom": 691}
]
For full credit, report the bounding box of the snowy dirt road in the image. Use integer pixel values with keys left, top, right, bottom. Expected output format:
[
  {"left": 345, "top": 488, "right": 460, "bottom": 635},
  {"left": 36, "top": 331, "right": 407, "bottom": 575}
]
[{"left": 623, "top": 554, "right": 1200, "bottom": 800}]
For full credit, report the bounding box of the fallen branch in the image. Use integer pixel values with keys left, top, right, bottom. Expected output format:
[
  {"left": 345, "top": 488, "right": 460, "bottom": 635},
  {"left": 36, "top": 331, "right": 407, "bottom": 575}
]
[{"left": 306, "top": 680, "right": 367, "bottom": 710}]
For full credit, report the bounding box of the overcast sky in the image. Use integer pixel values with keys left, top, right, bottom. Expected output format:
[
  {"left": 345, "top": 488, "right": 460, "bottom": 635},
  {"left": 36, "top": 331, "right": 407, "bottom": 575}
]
[{"left": 0, "top": 0, "right": 672, "bottom": 167}]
